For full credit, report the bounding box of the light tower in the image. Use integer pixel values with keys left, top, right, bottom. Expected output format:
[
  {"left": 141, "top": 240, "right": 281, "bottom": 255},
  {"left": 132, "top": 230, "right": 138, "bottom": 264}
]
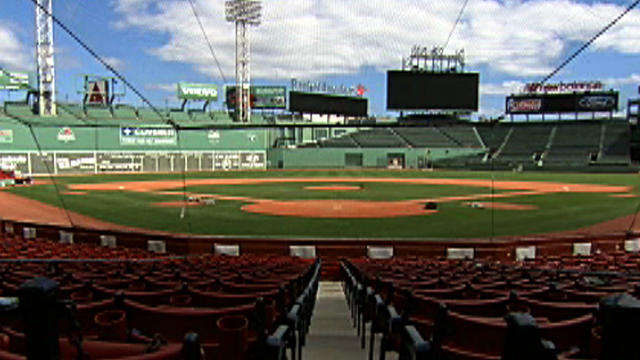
[
  {"left": 225, "top": 0, "right": 261, "bottom": 123},
  {"left": 35, "top": 0, "right": 57, "bottom": 116}
]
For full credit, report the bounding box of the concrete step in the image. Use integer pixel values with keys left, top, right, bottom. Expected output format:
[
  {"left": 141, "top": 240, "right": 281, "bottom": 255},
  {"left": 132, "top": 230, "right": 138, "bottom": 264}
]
[{"left": 304, "top": 281, "right": 398, "bottom": 360}]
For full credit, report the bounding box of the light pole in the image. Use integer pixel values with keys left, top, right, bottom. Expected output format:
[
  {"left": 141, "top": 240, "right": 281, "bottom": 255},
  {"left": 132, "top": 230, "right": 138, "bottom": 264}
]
[
  {"left": 225, "top": 0, "right": 262, "bottom": 123},
  {"left": 35, "top": 0, "right": 57, "bottom": 116}
]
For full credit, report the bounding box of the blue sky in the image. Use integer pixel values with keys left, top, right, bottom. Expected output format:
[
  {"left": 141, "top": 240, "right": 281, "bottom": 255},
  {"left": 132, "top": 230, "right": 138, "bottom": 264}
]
[{"left": 2, "top": 0, "right": 640, "bottom": 118}]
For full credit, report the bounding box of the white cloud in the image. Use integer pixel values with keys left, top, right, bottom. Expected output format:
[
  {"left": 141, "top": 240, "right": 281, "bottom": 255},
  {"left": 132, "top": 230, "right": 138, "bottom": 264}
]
[
  {"left": 103, "top": 56, "right": 126, "bottom": 71},
  {"left": 480, "top": 81, "right": 526, "bottom": 96},
  {"left": 0, "top": 25, "right": 30, "bottom": 70},
  {"left": 604, "top": 73, "right": 640, "bottom": 86},
  {"left": 145, "top": 83, "right": 176, "bottom": 92},
  {"left": 112, "top": 0, "right": 640, "bottom": 80}
]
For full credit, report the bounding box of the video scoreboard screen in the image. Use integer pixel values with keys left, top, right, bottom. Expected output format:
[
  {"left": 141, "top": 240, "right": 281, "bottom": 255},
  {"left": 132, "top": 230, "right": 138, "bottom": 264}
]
[
  {"left": 387, "top": 71, "right": 479, "bottom": 111},
  {"left": 289, "top": 91, "right": 368, "bottom": 116}
]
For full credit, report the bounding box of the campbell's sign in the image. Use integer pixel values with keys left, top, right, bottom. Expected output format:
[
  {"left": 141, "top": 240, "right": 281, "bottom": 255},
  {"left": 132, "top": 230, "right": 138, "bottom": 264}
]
[{"left": 523, "top": 81, "right": 604, "bottom": 94}]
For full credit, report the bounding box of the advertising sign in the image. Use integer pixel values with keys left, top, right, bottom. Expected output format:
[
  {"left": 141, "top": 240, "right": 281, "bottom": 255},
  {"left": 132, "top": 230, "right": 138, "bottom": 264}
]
[
  {"left": 85, "top": 80, "right": 109, "bottom": 106},
  {"left": 120, "top": 127, "right": 177, "bottom": 146},
  {"left": 0, "top": 71, "right": 32, "bottom": 91},
  {"left": 0, "top": 130, "right": 13, "bottom": 144},
  {"left": 506, "top": 92, "right": 618, "bottom": 114},
  {"left": 523, "top": 81, "right": 603, "bottom": 94},
  {"left": 225, "top": 86, "right": 287, "bottom": 109},
  {"left": 507, "top": 98, "right": 543, "bottom": 113},
  {"left": 291, "top": 79, "right": 366, "bottom": 97},
  {"left": 214, "top": 151, "right": 265, "bottom": 170},
  {"left": 0, "top": 154, "right": 28, "bottom": 172},
  {"left": 56, "top": 153, "right": 96, "bottom": 174},
  {"left": 57, "top": 127, "right": 76, "bottom": 143},
  {"left": 177, "top": 83, "right": 218, "bottom": 101}
]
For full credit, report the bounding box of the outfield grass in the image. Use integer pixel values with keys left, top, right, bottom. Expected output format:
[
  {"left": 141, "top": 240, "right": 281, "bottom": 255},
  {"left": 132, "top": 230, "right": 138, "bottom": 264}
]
[{"left": 7, "top": 169, "right": 640, "bottom": 239}]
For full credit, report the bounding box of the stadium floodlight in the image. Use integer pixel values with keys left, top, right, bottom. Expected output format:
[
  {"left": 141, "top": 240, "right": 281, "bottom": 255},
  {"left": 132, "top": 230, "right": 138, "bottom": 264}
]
[
  {"left": 225, "top": 0, "right": 262, "bottom": 123},
  {"left": 35, "top": 0, "right": 57, "bottom": 116}
]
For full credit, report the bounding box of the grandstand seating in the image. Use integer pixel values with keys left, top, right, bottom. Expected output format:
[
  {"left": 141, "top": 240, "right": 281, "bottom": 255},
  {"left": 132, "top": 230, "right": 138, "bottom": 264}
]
[
  {"left": 85, "top": 106, "right": 113, "bottom": 120},
  {"left": 136, "top": 108, "right": 166, "bottom": 123},
  {"left": 350, "top": 129, "right": 407, "bottom": 148},
  {"left": 0, "top": 237, "right": 320, "bottom": 360},
  {"left": 3, "top": 103, "right": 35, "bottom": 119},
  {"left": 600, "top": 121, "right": 631, "bottom": 164},
  {"left": 342, "top": 254, "right": 640, "bottom": 360},
  {"left": 476, "top": 125, "right": 511, "bottom": 152},
  {"left": 546, "top": 123, "right": 601, "bottom": 165},
  {"left": 57, "top": 103, "right": 87, "bottom": 121},
  {"left": 112, "top": 105, "right": 138, "bottom": 119},
  {"left": 439, "top": 126, "right": 484, "bottom": 148},
  {"left": 393, "top": 127, "right": 457, "bottom": 148},
  {"left": 496, "top": 124, "right": 552, "bottom": 163},
  {"left": 169, "top": 110, "right": 192, "bottom": 123},
  {"left": 318, "top": 134, "right": 359, "bottom": 148}
]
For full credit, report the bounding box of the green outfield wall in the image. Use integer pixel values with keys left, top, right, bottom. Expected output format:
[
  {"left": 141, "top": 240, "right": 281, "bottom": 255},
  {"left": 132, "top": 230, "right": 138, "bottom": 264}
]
[
  {"left": 0, "top": 120, "right": 269, "bottom": 174},
  {"left": 267, "top": 148, "right": 484, "bottom": 169}
]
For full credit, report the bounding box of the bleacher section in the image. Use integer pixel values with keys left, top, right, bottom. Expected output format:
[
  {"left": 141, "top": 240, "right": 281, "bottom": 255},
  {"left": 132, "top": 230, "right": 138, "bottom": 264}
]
[
  {"left": 394, "top": 127, "right": 457, "bottom": 147},
  {"left": 601, "top": 121, "right": 631, "bottom": 165},
  {"left": 546, "top": 122, "right": 601, "bottom": 165},
  {"left": 319, "top": 134, "right": 359, "bottom": 148},
  {"left": 497, "top": 124, "right": 552, "bottom": 163},
  {"left": 439, "top": 126, "right": 483, "bottom": 147},
  {"left": 310, "top": 121, "right": 633, "bottom": 169},
  {"left": 476, "top": 125, "right": 511, "bottom": 151},
  {"left": 350, "top": 128, "right": 407, "bottom": 147}
]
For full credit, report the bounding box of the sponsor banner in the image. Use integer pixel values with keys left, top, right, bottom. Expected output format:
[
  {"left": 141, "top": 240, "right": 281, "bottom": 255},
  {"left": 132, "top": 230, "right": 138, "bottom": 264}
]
[
  {"left": 120, "top": 127, "right": 177, "bottom": 146},
  {"left": 177, "top": 83, "right": 218, "bottom": 101},
  {"left": 97, "top": 152, "right": 145, "bottom": 172},
  {"left": 0, "top": 71, "right": 32, "bottom": 91},
  {"left": 85, "top": 80, "right": 109, "bottom": 106},
  {"left": 577, "top": 94, "right": 618, "bottom": 111},
  {"left": 57, "top": 127, "right": 76, "bottom": 143},
  {"left": 507, "top": 98, "right": 542, "bottom": 113},
  {"left": 225, "top": 86, "right": 287, "bottom": 109},
  {"left": 291, "top": 79, "right": 367, "bottom": 97},
  {"left": 0, "top": 154, "right": 28, "bottom": 172},
  {"left": 214, "top": 151, "right": 265, "bottom": 170},
  {"left": 56, "top": 153, "right": 96, "bottom": 174},
  {"left": 506, "top": 92, "right": 618, "bottom": 114},
  {"left": 0, "top": 130, "right": 13, "bottom": 144},
  {"left": 208, "top": 130, "right": 221, "bottom": 144},
  {"left": 523, "top": 81, "right": 603, "bottom": 94}
]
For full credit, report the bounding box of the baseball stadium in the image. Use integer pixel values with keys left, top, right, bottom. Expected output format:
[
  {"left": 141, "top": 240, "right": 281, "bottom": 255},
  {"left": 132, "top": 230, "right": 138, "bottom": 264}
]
[{"left": 1, "top": 0, "right": 640, "bottom": 359}]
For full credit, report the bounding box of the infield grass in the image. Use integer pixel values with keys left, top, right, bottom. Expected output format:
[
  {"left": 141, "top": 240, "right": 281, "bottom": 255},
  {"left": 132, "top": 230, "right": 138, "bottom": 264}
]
[{"left": 6, "top": 169, "right": 640, "bottom": 239}]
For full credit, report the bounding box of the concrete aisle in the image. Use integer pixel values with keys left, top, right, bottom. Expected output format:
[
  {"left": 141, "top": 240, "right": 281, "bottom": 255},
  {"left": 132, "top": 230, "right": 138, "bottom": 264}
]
[{"left": 304, "top": 281, "right": 398, "bottom": 360}]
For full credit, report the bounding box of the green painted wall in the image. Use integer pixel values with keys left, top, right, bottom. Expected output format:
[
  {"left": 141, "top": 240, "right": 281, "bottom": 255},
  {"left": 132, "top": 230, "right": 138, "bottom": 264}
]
[
  {"left": 267, "top": 148, "right": 484, "bottom": 169},
  {"left": 0, "top": 120, "right": 268, "bottom": 151}
]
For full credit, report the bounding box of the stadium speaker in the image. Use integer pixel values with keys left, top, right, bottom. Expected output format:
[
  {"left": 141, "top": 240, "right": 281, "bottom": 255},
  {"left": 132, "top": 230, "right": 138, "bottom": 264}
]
[{"left": 424, "top": 202, "right": 438, "bottom": 210}]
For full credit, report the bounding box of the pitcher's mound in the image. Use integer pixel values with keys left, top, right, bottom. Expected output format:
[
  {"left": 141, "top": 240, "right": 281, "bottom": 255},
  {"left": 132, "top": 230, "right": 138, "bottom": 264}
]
[{"left": 242, "top": 200, "right": 436, "bottom": 218}]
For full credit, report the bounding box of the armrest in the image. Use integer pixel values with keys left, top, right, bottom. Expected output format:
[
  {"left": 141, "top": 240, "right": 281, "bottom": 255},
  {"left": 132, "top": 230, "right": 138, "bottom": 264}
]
[
  {"left": 402, "top": 325, "right": 431, "bottom": 360},
  {"left": 266, "top": 325, "right": 290, "bottom": 360},
  {"left": 287, "top": 304, "right": 301, "bottom": 326}
]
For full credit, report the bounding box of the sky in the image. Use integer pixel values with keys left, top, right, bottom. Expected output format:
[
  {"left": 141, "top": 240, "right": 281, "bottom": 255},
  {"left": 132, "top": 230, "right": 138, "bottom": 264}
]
[{"left": 2, "top": 0, "right": 640, "bottom": 118}]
